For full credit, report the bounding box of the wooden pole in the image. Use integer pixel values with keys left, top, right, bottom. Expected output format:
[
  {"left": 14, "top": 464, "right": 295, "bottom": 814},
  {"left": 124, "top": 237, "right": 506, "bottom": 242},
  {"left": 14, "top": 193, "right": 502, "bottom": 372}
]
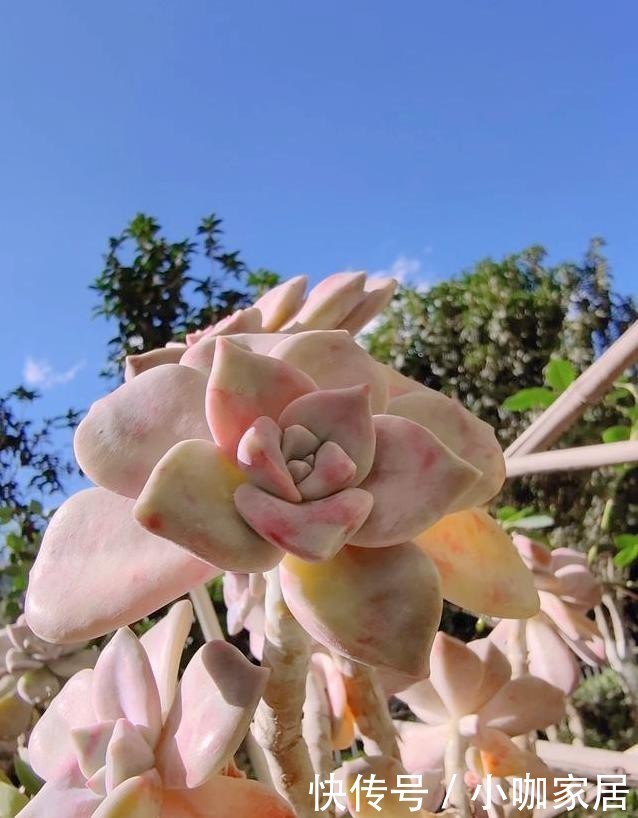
[
  {"left": 506, "top": 440, "right": 638, "bottom": 477},
  {"left": 505, "top": 321, "right": 638, "bottom": 458}
]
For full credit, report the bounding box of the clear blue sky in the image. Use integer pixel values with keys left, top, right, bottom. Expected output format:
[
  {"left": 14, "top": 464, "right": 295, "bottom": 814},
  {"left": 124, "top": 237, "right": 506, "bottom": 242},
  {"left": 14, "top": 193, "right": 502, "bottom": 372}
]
[{"left": 1, "top": 1, "right": 637, "bottom": 425}]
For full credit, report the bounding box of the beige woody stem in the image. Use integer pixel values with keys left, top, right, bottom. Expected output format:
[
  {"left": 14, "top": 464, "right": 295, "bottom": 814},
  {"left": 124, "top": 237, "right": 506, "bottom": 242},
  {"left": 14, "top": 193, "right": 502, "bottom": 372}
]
[
  {"left": 508, "top": 618, "right": 529, "bottom": 679},
  {"left": 505, "top": 320, "right": 638, "bottom": 458},
  {"left": 334, "top": 657, "right": 400, "bottom": 759},
  {"left": 252, "top": 568, "right": 316, "bottom": 818},
  {"left": 189, "top": 584, "right": 225, "bottom": 641},
  {"left": 303, "top": 664, "right": 335, "bottom": 818},
  {"left": 444, "top": 723, "right": 470, "bottom": 818}
]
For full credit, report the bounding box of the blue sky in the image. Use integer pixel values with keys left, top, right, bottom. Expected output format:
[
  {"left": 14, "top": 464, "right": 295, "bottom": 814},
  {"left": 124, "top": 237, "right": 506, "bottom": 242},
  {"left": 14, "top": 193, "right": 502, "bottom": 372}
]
[{"left": 1, "top": 1, "right": 637, "bottom": 430}]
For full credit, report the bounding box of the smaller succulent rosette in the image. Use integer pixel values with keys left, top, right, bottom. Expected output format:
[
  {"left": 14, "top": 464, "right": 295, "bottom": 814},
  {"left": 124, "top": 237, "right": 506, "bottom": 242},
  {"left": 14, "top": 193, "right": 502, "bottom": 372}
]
[
  {"left": 0, "top": 616, "right": 97, "bottom": 742},
  {"left": 394, "top": 633, "right": 565, "bottom": 785},
  {"left": 489, "top": 536, "right": 606, "bottom": 694},
  {"left": 20, "top": 601, "right": 294, "bottom": 818}
]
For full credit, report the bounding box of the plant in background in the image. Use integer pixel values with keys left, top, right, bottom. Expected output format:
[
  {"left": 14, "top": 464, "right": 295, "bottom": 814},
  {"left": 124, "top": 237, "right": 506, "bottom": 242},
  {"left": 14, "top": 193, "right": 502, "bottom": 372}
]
[{"left": 92, "top": 212, "right": 278, "bottom": 380}]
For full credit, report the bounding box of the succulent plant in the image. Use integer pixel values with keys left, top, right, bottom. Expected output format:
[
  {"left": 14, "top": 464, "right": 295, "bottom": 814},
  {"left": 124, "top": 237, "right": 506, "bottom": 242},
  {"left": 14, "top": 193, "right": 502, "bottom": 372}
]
[
  {"left": 395, "top": 633, "right": 565, "bottom": 791},
  {"left": 20, "top": 601, "right": 294, "bottom": 818},
  {"left": 489, "top": 536, "right": 605, "bottom": 694},
  {"left": 0, "top": 616, "right": 97, "bottom": 743}
]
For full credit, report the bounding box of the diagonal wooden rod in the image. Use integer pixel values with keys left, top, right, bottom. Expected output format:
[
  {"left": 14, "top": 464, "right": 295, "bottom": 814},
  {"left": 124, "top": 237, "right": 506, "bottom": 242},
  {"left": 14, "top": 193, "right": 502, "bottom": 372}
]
[
  {"left": 506, "top": 440, "right": 638, "bottom": 477},
  {"left": 505, "top": 321, "right": 638, "bottom": 458}
]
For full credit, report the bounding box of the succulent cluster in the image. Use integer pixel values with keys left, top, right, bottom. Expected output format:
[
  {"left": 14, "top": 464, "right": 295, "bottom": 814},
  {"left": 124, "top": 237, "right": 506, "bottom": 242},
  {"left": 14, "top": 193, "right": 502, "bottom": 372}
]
[{"left": 10, "top": 272, "right": 582, "bottom": 818}]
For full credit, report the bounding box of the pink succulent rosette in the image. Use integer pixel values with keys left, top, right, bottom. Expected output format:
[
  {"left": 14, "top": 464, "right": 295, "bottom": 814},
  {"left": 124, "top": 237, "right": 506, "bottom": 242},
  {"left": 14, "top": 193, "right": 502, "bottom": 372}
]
[
  {"left": 489, "top": 536, "right": 606, "bottom": 694},
  {"left": 20, "top": 601, "right": 294, "bottom": 818},
  {"left": 394, "top": 633, "right": 565, "bottom": 788},
  {"left": 25, "top": 273, "right": 533, "bottom": 679}
]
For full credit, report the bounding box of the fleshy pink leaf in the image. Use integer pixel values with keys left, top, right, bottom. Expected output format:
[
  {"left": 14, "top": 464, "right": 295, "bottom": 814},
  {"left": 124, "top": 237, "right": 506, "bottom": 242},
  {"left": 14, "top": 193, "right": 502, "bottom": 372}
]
[
  {"left": 271, "top": 330, "right": 388, "bottom": 413},
  {"left": 157, "top": 641, "right": 269, "bottom": 789},
  {"left": 124, "top": 347, "right": 186, "bottom": 381},
  {"left": 104, "top": 719, "right": 156, "bottom": 793},
  {"left": 525, "top": 617, "right": 580, "bottom": 694},
  {"left": 280, "top": 544, "right": 442, "bottom": 677},
  {"left": 311, "top": 653, "right": 355, "bottom": 750},
  {"left": 237, "top": 416, "right": 300, "bottom": 503},
  {"left": 415, "top": 509, "right": 540, "bottom": 618},
  {"left": 478, "top": 676, "right": 565, "bottom": 736},
  {"left": 71, "top": 721, "right": 115, "bottom": 779},
  {"left": 476, "top": 726, "right": 552, "bottom": 780},
  {"left": 428, "top": 633, "right": 486, "bottom": 718},
  {"left": 140, "top": 600, "right": 193, "bottom": 718},
  {"left": 387, "top": 388, "right": 505, "bottom": 510},
  {"left": 27, "top": 669, "right": 96, "bottom": 781},
  {"left": 282, "top": 272, "right": 366, "bottom": 332},
  {"left": 206, "top": 338, "right": 315, "bottom": 459},
  {"left": 92, "top": 770, "right": 163, "bottom": 818},
  {"left": 235, "top": 484, "right": 372, "bottom": 561},
  {"left": 279, "top": 385, "right": 376, "bottom": 485},
  {"left": 252, "top": 275, "right": 308, "bottom": 331},
  {"left": 350, "top": 416, "right": 481, "bottom": 547},
  {"left": 74, "top": 364, "right": 212, "bottom": 499},
  {"left": 466, "top": 639, "right": 512, "bottom": 712},
  {"left": 296, "top": 441, "right": 357, "bottom": 500},
  {"left": 18, "top": 774, "right": 102, "bottom": 818},
  {"left": 134, "top": 439, "right": 283, "bottom": 572},
  {"left": 26, "top": 488, "right": 219, "bottom": 643},
  {"left": 180, "top": 333, "right": 286, "bottom": 376},
  {"left": 395, "top": 720, "right": 448, "bottom": 775},
  {"left": 92, "top": 628, "right": 162, "bottom": 747},
  {"left": 395, "top": 678, "right": 449, "bottom": 725},
  {"left": 337, "top": 278, "right": 396, "bottom": 334}
]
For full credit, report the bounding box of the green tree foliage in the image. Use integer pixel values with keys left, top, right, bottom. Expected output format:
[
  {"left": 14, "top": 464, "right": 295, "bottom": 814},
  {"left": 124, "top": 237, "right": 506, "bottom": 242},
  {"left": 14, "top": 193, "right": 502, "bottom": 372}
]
[
  {"left": 367, "top": 240, "right": 635, "bottom": 437},
  {"left": 0, "top": 388, "right": 80, "bottom": 622},
  {"left": 92, "top": 213, "right": 278, "bottom": 379}
]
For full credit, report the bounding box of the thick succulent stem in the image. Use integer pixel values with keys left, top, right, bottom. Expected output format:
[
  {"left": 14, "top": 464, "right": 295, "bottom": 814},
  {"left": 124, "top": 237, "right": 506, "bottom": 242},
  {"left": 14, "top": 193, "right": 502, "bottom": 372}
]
[
  {"left": 444, "top": 723, "right": 470, "bottom": 818},
  {"left": 335, "top": 657, "right": 400, "bottom": 759},
  {"left": 189, "top": 584, "right": 224, "bottom": 641},
  {"left": 508, "top": 618, "right": 528, "bottom": 679},
  {"left": 252, "top": 568, "right": 316, "bottom": 818},
  {"left": 507, "top": 619, "right": 532, "bottom": 751},
  {"left": 303, "top": 664, "right": 335, "bottom": 817}
]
